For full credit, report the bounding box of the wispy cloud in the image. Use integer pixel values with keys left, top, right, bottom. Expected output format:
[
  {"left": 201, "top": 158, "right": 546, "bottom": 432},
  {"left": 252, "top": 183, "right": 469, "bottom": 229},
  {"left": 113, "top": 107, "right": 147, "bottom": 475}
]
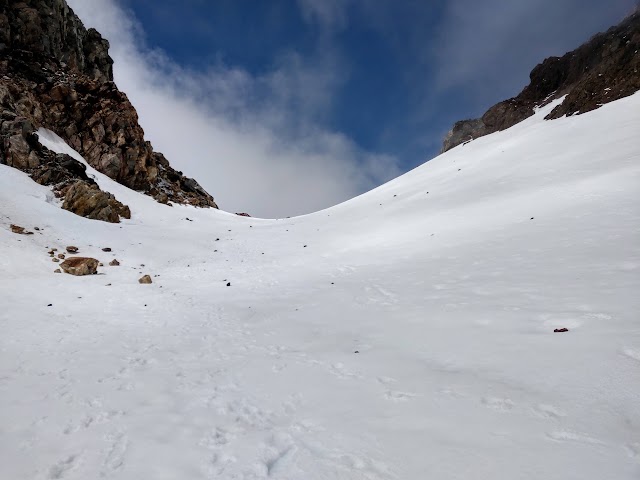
[
  {"left": 296, "top": 0, "right": 351, "bottom": 31},
  {"left": 66, "top": 0, "right": 400, "bottom": 218}
]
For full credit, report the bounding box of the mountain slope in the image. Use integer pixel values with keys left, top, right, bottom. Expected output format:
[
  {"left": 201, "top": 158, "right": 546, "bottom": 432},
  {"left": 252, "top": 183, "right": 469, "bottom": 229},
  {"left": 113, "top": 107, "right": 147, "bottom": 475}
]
[
  {"left": 1, "top": 91, "right": 639, "bottom": 479},
  {"left": 0, "top": 0, "right": 217, "bottom": 212},
  {"left": 442, "top": 11, "right": 640, "bottom": 152}
]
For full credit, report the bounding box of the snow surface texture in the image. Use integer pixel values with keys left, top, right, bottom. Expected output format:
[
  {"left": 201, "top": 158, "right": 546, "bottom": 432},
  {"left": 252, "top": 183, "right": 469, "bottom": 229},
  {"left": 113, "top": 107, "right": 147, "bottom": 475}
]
[{"left": 1, "top": 94, "right": 639, "bottom": 479}]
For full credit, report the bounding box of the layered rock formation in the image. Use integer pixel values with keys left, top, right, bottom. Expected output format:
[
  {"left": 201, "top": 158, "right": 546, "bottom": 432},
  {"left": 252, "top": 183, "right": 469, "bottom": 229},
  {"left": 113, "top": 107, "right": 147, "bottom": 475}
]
[
  {"left": 442, "top": 11, "right": 640, "bottom": 152},
  {"left": 0, "top": 0, "right": 217, "bottom": 223}
]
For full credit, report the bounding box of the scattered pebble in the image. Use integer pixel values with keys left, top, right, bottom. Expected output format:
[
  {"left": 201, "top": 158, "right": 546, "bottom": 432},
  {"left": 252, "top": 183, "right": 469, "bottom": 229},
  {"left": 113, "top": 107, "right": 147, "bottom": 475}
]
[{"left": 554, "top": 328, "right": 569, "bottom": 333}]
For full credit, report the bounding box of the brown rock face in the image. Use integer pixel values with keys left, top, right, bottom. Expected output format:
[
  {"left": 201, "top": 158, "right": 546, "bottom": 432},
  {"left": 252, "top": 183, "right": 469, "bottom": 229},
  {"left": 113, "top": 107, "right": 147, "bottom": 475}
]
[
  {"left": 441, "top": 12, "right": 640, "bottom": 152},
  {"left": 61, "top": 180, "right": 131, "bottom": 223},
  {"left": 0, "top": 0, "right": 218, "bottom": 211},
  {"left": 60, "top": 256, "right": 98, "bottom": 275}
]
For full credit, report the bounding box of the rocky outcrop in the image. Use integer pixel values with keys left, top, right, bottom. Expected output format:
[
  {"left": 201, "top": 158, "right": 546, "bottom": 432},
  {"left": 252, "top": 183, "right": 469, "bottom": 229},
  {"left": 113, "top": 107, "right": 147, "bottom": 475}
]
[
  {"left": 442, "top": 11, "right": 640, "bottom": 152},
  {"left": 61, "top": 180, "right": 131, "bottom": 223},
  {"left": 0, "top": 0, "right": 218, "bottom": 212}
]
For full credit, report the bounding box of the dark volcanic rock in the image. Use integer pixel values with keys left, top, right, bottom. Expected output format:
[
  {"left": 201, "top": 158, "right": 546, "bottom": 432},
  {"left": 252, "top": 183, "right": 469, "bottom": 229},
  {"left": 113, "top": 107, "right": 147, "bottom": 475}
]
[
  {"left": 441, "top": 12, "right": 640, "bottom": 152},
  {"left": 0, "top": 0, "right": 218, "bottom": 211}
]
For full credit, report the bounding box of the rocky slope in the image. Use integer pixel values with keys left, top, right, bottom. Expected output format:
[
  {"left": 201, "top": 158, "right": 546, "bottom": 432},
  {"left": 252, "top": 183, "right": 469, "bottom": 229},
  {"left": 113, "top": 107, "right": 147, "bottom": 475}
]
[
  {"left": 0, "top": 0, "right": 217, "bottom": 223},
  {"left": 442, "top": 11, "right": 640, "bottom": 152}
]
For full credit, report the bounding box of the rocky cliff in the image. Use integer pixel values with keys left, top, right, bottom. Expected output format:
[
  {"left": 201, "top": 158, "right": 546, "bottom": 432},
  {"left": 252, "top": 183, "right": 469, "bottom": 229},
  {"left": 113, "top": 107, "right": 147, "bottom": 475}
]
[
  {"left": 442, "top": 11, "right": 640, "bottom": 153},
  {"left": 0, "top": 0, "right": 217, "bottom": 223}
]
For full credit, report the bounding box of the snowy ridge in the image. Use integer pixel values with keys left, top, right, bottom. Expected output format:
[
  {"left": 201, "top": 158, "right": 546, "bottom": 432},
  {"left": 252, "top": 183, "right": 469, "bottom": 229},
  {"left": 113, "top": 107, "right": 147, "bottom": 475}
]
[{"left": 1, "top": 93, "right": 639, "bottom": 479}]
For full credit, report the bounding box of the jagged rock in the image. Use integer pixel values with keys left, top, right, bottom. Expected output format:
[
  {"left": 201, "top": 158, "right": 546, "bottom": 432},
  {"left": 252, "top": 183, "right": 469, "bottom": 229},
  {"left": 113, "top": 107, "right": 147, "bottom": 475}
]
[
  {"left": 0, "top": 0, "right": 219, "bottom": 209},
  {"left": 441, "top": 12, "right": 640, "bottom": 152},
  {"left": 54, "top": 269, "right": 61, "bottom": 273},
  {"left": 138, "top": 275, "right": 152, "bottom": 284},
  {"left": 61, "top": 180, "right": 131, "bottom": 223},
  {"left": 65, "top": 246, "right": 78, "bottom": 253},
  {"left": 60, "top": 257, "right": 98, "bottom": 275},
  {"left": 109, "top": 259, "right": 119, "bottom": 266}
]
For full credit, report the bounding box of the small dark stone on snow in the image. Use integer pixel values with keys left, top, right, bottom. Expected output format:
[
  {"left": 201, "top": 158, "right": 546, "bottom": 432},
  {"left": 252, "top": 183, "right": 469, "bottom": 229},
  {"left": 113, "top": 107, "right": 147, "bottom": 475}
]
[
  {"left": 303, "top": 245, "right": 307, "bottom": 248},
  {"left": 226, "top": 282, "right": 231, "bottom": 287},
  {"left": 354, "top": 351, "right": 359, "bottom": 354},
  {"left": 102, "top": 247, "right": 112, "bottom": 252},
  {"left": 47, "top": 304, "right": 52, "bottom": 307},
  {"left": 554, "top": 328, "right": 569, "bottom": 333},
  {"left": 530, "top": 217, "right": 535, "bottom": 220}
]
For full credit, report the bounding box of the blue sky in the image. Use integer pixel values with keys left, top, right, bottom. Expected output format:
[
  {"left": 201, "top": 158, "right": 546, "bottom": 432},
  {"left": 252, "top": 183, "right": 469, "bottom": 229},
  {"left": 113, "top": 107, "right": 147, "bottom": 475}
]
[{"left": 70, "top": 0, "right": 637, "bottom": 216}]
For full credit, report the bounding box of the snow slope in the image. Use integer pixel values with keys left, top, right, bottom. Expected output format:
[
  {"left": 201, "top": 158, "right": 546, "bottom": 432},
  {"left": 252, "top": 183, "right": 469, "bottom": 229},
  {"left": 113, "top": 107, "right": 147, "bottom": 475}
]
[{"left": 1, "top": 94, "right": 639, "bottom": 480}]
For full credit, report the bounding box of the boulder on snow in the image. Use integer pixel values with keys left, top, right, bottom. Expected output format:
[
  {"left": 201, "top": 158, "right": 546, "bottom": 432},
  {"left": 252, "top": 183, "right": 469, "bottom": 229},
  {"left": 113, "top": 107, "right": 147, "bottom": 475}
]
[
  {"left": 138, "top": 275, "right": 152, "bottom": 284},
  {"left": 61, "top": 181, "right": 131, "bottom": 223},
  {"left": 10, "top": 224, "right": 33, "bottom": 235},
  {"left": 66, "top": 246, "right": 79, "bottom": 253},
  {"left": 109, "top": 259, "right": 120, "bottom": 266},
  {"left": 60, "top": 257, "right": 99, "bottom": 276}
]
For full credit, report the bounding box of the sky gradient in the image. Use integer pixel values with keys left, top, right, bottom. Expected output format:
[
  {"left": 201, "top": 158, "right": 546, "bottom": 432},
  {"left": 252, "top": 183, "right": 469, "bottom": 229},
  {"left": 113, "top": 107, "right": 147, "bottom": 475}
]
[{"left": 68, "top": 0, "right": 638, "bottom": 217}]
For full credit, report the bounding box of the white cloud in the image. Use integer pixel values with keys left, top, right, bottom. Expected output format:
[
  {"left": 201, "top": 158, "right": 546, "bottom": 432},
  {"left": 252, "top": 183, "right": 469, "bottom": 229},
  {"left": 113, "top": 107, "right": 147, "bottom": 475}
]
[{"left": 66, "top": 0, "right": 400, "bottom": 218}]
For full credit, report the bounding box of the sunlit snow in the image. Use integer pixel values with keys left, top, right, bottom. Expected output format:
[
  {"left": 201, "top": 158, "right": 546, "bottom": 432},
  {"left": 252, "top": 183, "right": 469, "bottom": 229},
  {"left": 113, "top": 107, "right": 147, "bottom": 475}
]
[{"left": 1, "top": 94, "right": 639, "bottom": 479}]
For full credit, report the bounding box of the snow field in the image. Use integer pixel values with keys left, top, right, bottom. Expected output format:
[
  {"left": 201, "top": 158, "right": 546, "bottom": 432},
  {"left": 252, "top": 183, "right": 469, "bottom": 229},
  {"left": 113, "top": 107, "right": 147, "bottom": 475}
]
[{"left": 0, "top": 94, "right": 639, "bottom": 479}]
